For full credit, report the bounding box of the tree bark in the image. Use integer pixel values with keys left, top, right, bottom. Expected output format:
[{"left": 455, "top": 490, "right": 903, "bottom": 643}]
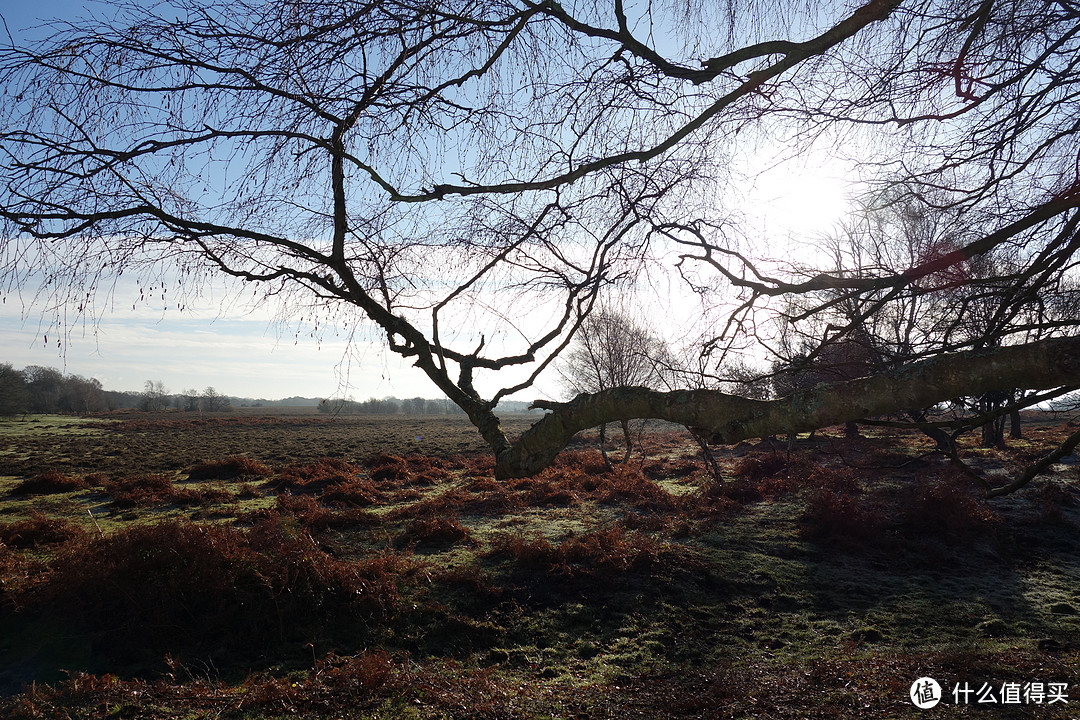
[
  {"left": 500, "top": 335, "right": 1080, "bottom": 479},
  {"left": 1010, "top": 408, "right": 1023, "bottom": 440},
  {"left": 619, "top": 419, "right": 633, "bottom": 464}
]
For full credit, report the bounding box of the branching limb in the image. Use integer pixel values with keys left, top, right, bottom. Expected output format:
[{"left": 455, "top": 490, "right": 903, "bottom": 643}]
[{"left": 500, "top": 335, "right": 1080, "bottom": 480}]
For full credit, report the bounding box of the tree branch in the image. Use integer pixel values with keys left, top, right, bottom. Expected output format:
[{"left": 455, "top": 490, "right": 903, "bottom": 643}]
[{"left": 497, "top": 335, "right": 1080, "bottom": 479}]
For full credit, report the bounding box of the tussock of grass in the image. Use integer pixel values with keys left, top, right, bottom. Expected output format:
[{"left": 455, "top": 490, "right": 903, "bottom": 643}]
[{"left": 10, "top": 470, "right": 88, "bottom": 495}]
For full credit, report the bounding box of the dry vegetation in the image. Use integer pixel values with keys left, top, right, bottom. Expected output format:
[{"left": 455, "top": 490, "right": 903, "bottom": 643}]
[{"left": 1, "top": 411, "right": 1079, "bottom": 718}]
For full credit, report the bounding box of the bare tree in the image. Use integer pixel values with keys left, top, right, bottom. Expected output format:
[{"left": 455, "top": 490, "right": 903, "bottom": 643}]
[
  {"left": 559, "top": 309, "right": 667, "bottom": 466},
  {"left": 178, "top": 389, "right": 201, "bottom": 412},
  {"left": 769, "top": 189, "right": 1080, "bottom": 476},
  {"left": 200, "top": 386, "right": 230, "bottom": 412},
  {"left": 2, "top": 0, "right": 1079, "bottom": 493},
  {"left": 141, "top": 380, "right": 170, "bottom": 413}
]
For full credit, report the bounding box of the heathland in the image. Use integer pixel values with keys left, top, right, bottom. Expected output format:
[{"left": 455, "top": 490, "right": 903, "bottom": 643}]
[{"left": 1, "top": 409, "right": 1078, "bottom": 718}]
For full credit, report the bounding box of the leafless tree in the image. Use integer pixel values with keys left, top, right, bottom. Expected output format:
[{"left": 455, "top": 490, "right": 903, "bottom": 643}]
[
  {"left": 766, "top": 188, "right": 1080, "bottom": 482},
  {"left": 559, "top": 308, "right": 667, "bottom": 466},
  {"left": 2, "top": 0, "right": 1079, "bottom": 493},
  {"left": 200, "top": 386, "right": 231, "bottom": 412},
  {"left": 141, "top": 380, "right": 170, "bottom": 413}
]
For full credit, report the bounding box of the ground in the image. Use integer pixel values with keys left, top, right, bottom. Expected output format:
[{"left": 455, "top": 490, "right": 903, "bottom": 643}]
[{"left": 0, "top": 409, "right": 1078, "bottom": 718}]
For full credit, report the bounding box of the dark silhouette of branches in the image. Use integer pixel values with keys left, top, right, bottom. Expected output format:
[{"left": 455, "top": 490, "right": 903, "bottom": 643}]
[{"left": 2, "top": 0, "right": 1079, "bottom": 493}]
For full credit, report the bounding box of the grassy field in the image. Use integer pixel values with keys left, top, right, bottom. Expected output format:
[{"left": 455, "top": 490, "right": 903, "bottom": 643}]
[{"left": 1, "top": 410, "right": 1079, "bottom": 718}]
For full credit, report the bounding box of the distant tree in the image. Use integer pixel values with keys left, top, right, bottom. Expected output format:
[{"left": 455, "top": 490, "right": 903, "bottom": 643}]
[
  {"left": 0, "top": 363, "right": 29, "bottom": 416},
  {"left": 377, "top": 398, "right": 400, "bottom": 415},
  {"left": 200, "top": 386, "right": 231, "bottom": 412},
  {"left": 559, "top": 309, "right": 667, "bottom": 466},
  {"left": 141, "top": 380, "right": 170, "bottom": 412},
  {"left": 104, "top": 389, "right": 142, "bottom": 410},
  {"left": 60, "top": 375, "right": 106, "bottom": 415},
  {"left": 175, "top": 389, "right": 199, "bottom": 412},
  {"left": 401, "top": 397, "right": 427, "bottom": 415},
  {"left": 23, "top": 366, "right": 65, "bottom": 413}
]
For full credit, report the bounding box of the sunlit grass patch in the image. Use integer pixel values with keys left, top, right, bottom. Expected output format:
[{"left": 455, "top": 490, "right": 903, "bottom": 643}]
[{"left": 0, "top": 415, "right": 111, "bottom": 438}]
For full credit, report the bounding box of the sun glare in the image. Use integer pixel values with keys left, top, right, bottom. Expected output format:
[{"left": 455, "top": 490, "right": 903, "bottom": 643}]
[{"left": 742, "top": 154, "right": 856, "bottom": 241}]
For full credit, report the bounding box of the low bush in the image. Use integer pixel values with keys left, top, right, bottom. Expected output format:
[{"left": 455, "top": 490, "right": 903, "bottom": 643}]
[
  {"left": 799, "top": 487, "right": 885, "bottom": 545},
  {"left": 399, "top": 513, "right": 471, "bottom": 547},
  {"left": 101, "top": 473, "right": 176, "bottom": 507},
  {"left": 732, "top": 452, "right": 789, "bottom": 482},
  {"left": 268, "top": 457, "right": 362, "bottom": 492},
  {"left": 10, "top": 470, "right": 88, "bottom": 495},
  {"left": 486, "top": 525, "right": 663, "bottom": 577},
  {"left": 0, "top": 512, "right": 88, "bottom": 549},
  {"left": 101, "top": 473, "right": 234, "bottom": 507},
  {"left": 367, "top": 453, "right": 454, "bottom": 486},
  {"left": 486, "top": 531, "right": 554, "bottom": 569},
  {"left": 367, "top": 453, "right": 410, "bottom": 484},
  {"left": 896, "top": 473, "right": 999, "bottom": 542},
  {"left": 24, "top": 518, "right": 413, "bottom": 670},
  {"left": 276, "top": 493, "right": 372, "bottom": 530}
]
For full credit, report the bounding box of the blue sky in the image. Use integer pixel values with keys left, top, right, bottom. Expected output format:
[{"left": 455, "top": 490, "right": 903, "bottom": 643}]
[
  {"left": 0, "top": 1, "right": 854, "bottom": 402},
  {"left": 0, "top": 1, "right": 471, "bottom": 400}
]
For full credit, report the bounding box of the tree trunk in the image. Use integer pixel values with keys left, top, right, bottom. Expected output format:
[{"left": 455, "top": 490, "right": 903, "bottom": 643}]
[
  {"left": 981, "top": 418, "right": 1005, "bottom": 449},
  {"left": 619, "top": 419, "right": 633, "bottom": 464},
  {"left": 598, "top": 422, "right": 613, "bottom": 470},
  {"left": 1010, "top": 408, "right": 1022, "bottom": 439},
  {"left": 501, "top": 335, "right": 1080, "bottom": 480},
  {"left": 979, "top": 391, "right": 1007, "bottom": 449}
]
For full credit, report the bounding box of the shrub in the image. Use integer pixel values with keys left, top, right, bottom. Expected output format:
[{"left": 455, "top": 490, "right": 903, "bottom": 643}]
[
  {"left": 101, "top": 473, "right": 176, "bottom": 507},
  {"left": 701, "top": 478, "right": 764, "bottom": 506},
  {"left": 486, "top": 532, "right": 554, "bottom": 569},
  {"left": 0, "top": 512, "right": 88, "bottom": 549},
  {"left": 551, "top": 448, "right": 609, "bottom": 476},
  {"left": 799, "top": 488, "right": 884, "bottom": 544},
  {"left": 556, "top": 526, "right": 661, "bottom": 573},
  {"left": 367, "top": 453, "right": 410, "bottom": 484},
  {"left": 10, "top": 470, "right": 88, "bottom": 495},
  {"left": 269, "top": 457, "right": 362, "bottom": 490},
  {"left": 30, "top": 518, "right": 412, "bottom": 669},
  {"left": 399, "top": 513, "right": 471, "bottom": 547},
  {"left": 732, "top": 452, "right": 789, "bottom": 482},
  {"left": 896, "top": 473, "right": 999, "bottom": 542},
  {"left": 320, "top": 479, "right": 382, "bottom": 506},
  {"left": 276, "top": 494, "right": 371, "bottom": 530},
  {"left": 597, "top": 469, "right": 680, "bottom": 512},
  {"left": 401, "top": 454, "right": 452, "bottom": 484},
  {"left": 486, "top": 525, "right": 663, "bottom": 577}
]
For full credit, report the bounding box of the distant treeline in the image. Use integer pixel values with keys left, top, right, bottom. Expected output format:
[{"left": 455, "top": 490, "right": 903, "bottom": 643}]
[
  {"left": 318, "top": 397, "right": 465, "bottom": 415},
  {"left": 318, "top": 397, "right": 540, "bottom": 415},
  {"left": 0, "top": 363, "right": 134, "bottom": 415},
  {"left": 0, "top": 361, "right": 543, "bottom": 417},
  {"left": 0, "top": 363, "right": 240, "bottom": 416}
]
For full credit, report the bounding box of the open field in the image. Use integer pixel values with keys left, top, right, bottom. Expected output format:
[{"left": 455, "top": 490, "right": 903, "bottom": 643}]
[{"left": 1, "top": 412, "right": 1079, "bottom": 718}]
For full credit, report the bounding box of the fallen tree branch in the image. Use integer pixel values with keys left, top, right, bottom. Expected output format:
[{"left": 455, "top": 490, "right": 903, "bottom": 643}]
[{"left": 497, "top": 335, "right": 1080, "bottom": 482}]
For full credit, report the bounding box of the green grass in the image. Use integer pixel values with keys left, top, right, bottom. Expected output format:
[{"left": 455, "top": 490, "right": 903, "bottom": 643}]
[{"left": 0, "top": 414, "right": 111, "bottom": 437}]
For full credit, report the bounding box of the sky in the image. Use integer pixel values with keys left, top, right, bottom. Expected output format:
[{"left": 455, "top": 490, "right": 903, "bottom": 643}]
[{"left": 0, "top": 1, "right": 855, "bottom": 402}]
